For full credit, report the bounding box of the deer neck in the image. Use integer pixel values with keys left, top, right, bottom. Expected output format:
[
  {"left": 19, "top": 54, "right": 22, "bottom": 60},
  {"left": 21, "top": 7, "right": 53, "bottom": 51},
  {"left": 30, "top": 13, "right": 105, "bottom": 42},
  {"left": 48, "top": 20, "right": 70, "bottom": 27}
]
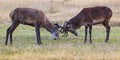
[
  {"left": 69, "top": 17, "right": 83, "bottom": 29},
  {"left": 43, "top": 21, "right": 55, "bottom": 33},
  {"left": 43, "top": 21, "right": 58, "bottom": 39}
]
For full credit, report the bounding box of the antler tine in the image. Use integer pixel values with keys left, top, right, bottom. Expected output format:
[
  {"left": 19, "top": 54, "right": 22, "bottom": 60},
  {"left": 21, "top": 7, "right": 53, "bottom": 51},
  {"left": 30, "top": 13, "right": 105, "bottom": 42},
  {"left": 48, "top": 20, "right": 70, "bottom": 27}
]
[
  {"left": 59, "top": 27, "right": 64, "bottom": 33},
  {"left": 58, "top": 21, "right": 69, "bottom": 37},
  {"left": 63, "top": 31, "right": 68, "bottom": 37}
]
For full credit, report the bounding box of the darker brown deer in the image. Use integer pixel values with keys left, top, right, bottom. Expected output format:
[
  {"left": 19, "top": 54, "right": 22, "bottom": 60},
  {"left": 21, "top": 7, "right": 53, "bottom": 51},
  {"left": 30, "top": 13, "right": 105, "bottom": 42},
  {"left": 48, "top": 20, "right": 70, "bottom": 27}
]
[
  {"left": 5, "top": 8, "right": 60, "bottom": 45},
  {"left": 61, "top": 6, "right": 112, "bottom": 43}
]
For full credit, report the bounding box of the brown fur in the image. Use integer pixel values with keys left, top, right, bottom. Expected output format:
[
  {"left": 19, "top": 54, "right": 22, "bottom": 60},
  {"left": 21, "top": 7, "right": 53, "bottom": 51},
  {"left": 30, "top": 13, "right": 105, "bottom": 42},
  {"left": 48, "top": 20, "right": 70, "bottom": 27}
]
[
  {"left": 64, "top": 6, "right": 112, "bottom": 43},
  {"left": 69, "top": 6, "right": 112, "bottom": 28},
  {"left": 5, "top": 8, "right": 59, "bottom": 45}
]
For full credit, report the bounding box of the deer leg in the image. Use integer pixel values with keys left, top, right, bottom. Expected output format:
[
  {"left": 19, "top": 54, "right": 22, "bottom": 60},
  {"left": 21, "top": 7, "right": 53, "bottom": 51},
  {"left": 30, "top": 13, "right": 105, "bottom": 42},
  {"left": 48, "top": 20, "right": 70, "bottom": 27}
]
[
  {"left": 9, "top": 23, "right": 19, "bottom": 44},
  {"left": 5, "top": 23, "right": 19, "bottom": 45},
  {"left": 5, "top": 26, "right": 12, "bottom": 45},
  {"left": 35, "top": 23, "right": 41, "bottom": 45},
  {"left": 88, "top": 25, "right": 93, "bottom": 43},
  {"left": 84, "top": 26, "right": 88, "bottom": 43},
  {"left": 103, "top": 23, "right": 110, "bottom": 43}
]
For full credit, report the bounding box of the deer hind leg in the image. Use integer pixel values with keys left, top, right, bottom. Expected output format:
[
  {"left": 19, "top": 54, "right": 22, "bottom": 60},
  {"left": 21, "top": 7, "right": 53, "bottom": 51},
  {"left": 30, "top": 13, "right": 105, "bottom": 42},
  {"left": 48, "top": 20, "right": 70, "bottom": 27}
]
[
  {"left": 10, "top": 23, "right": 19, "bottom": 44},
  {"left": 35, "top": 23, "right": 41, "bottom": 45},
  {"left": 84, "top": 26, "right": 88, "bottom": 43},
  {"left": 5, "top": 22, "right": 19, "bottom": 45},
  {"left": 5, "top": 26, "right": 11, "bottom": 45},
  {"left": 103, "top": 23, "right": 110, "bottom": 43},
  {"left": 88, "top": 25, "right": 93, "bottom": 43}
]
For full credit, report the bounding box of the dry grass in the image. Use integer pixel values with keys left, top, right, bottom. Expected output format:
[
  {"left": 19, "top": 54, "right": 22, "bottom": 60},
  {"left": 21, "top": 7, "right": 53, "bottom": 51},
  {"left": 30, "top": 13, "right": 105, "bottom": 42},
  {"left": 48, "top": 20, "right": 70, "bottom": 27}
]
[
  {"left": 0, "top": 0, "right": 120, "bottom": 25},
  {"left": 0, "top": 43, "right": 120, "bottom": 60}
]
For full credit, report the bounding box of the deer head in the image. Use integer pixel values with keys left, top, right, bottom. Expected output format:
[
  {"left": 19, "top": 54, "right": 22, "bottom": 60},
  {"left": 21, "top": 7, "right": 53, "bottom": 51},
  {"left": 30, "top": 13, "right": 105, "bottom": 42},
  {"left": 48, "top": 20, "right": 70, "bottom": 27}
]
[{"left": 60, "top": 21, "right": 78, "bottom": 37}]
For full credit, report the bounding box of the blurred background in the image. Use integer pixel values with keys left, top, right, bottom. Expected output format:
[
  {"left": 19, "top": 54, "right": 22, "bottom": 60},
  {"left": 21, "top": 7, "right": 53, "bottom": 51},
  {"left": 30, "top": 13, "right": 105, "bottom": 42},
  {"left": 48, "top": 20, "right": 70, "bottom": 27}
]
[{"left": 0, "top": 0, "right": 120, "bottom": 26}]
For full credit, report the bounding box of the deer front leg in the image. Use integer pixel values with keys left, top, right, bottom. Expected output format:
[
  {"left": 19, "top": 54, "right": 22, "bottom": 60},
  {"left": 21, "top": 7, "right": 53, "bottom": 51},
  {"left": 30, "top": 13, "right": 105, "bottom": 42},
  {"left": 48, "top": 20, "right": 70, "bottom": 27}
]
[
  {"left": 84, "top": 26, "right": 88, "bottom": 43},
  {"left": 88, "top": 25, "right": 93, "bottom": 43},
  {"left": 35, "top": 23, "right": 41, "bottom": 45}
]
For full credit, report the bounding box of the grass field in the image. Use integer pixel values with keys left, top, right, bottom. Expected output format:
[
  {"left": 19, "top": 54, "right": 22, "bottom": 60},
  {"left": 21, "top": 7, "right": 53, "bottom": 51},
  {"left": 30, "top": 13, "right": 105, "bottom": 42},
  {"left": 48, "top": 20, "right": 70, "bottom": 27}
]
[
  {"left": 0, "top": 0, "right": 120, "bottom": 60},
  {"left": 0, "top": 24, "right": 120, "bottom": 60}
]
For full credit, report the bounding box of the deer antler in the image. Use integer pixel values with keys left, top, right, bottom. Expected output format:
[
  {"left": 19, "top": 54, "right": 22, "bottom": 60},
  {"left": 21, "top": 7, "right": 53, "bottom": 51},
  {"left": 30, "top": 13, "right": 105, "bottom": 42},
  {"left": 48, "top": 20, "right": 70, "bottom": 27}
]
[{"left": 59, "top": 21, "right": 69, "bottom": 37}]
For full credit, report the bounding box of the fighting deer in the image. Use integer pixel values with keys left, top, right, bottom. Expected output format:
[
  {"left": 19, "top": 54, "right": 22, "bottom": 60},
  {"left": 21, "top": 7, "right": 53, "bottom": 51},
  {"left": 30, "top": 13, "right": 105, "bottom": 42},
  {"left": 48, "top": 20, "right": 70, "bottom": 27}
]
[
  {"left": 5, "top": 8, "right": 60, "bottom": 45},
  {"left": 61, "top": 6, "right": 112, "bottom": 43}
]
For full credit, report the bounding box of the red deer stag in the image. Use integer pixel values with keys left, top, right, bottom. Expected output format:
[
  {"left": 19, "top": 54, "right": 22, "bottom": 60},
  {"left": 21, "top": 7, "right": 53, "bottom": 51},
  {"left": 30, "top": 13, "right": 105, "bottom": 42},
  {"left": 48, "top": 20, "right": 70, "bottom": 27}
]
[
  {"left": 5, "top": 8, "right": 60, "bottom": 45},
  {"left": 61, "top": 6, "right": 112, "bottom": 43}
]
